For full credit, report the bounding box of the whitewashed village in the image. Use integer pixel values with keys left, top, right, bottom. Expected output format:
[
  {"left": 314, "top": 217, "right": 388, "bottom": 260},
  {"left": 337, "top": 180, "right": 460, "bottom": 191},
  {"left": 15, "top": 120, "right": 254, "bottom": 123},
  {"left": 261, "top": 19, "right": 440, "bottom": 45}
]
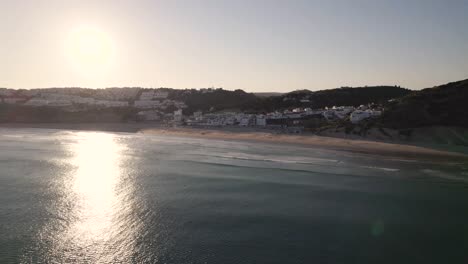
[{"left": 0, "top": 87, "right": 385, "bottom": 133}]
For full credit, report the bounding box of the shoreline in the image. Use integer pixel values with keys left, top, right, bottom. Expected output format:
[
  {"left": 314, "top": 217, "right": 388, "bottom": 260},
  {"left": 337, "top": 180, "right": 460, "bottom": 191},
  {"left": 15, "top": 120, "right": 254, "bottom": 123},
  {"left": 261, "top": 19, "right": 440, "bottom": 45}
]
[
  {"left": 140, "top": 127, "right": 468, "bottom": 162},
  {"left": 1, "top": 122, "right": 467, "bottom": 161}
]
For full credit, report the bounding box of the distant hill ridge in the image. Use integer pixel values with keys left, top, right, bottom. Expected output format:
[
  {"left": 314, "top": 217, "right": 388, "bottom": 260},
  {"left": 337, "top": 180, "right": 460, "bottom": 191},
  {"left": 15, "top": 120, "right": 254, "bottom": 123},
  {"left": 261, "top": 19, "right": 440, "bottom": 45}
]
[
  {"left": 253, "top": 92, "right": 284, "bottom": 97},
  {"left": 258, "top": 86, "right": 412, "bottom": 111},
  {"left": 381, "top": 79, "right": 468, "bottom": 128},
  {"left": 1, "top": 85, "right": 413, "bottom": 114}
]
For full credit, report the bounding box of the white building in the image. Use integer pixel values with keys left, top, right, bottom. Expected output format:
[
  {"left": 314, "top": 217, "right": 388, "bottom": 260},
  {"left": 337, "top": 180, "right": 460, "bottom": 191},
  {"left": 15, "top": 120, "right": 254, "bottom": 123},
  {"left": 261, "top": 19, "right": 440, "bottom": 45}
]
[
  {"left": 322, "top": 110, "right": 336, "bottom": 120},
  {"left": 95, "top": 100, "right": 128, "bottom": 107},
  {"left": 350, "top": 110, "right": 381, "bottom": 124},
  {"left": 207, "top": 119, "right": 222, "bottom": 126},
  {"left": 40, "top": 93, "right": 73, "bottom": 101},
  {"left": 139, "top": 91, "right": 155, "bottom": 100},
  {"left": 47, "top": 100, "right": 72, "bottom": 107},
  {"left": 3, "top": 97, "right": 26, "bottom": 104},
  {"left": 193, "top": 111, "right": 203, "bottom": 121},
  {"left": 109, "top": 101, "right": 128, "bottom": 107},
  {"left": 95, "top": 88, "right": 140, "bottom": 101},
  {"left": 24, "top": 98, "right": 49, "bottom": 106},
  {"left": 332, "top": 106, "right": 354, "bottom": 119},
  {"left": 239, "top": 116, "right": 253, "bottom": 127},
  {"left": 267, "top": 112, "right": 284, "bottom": 119},
  {"left": 292, "top": 108, "right": 303, "bottom": 113},
  {"left": 256, "top": 115, "right": 267, "bottom": 126},
  {"left": 224, "top": 116, "right": 236, "bottom": 125},
  {"left": 134, "top": 100, "right": 162, "bottom": 109},
  {"left": 358, "top": 104, "right": 369, "bottom": 110},
  {"left": 174, "top": 109, "right": 183, "bottom": 122},
  {"left": 73, "top": 97, "right": 95, "bottom": 104},
  {"left": 154, "top": 91, "right": 169, "bottom": 99},
  {"left": 304, "top": 108, "right": 324, "bottom": 116}
]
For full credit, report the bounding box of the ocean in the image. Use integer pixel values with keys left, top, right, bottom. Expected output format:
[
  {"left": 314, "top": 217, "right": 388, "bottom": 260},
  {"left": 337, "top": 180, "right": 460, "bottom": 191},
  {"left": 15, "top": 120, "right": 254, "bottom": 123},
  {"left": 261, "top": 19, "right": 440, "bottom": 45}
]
[{"left": 0, "top": 128, "right": 467, "bottom": 263}]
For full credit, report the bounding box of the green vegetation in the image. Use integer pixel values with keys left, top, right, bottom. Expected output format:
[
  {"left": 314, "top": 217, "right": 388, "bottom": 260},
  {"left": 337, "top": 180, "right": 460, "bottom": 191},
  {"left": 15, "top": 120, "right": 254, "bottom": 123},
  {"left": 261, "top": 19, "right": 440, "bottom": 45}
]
[
  {"left": 258, "top": 86, "right": 411, "bottom": 111},
  {"left": 161, "top": 85, "right": 411, "bottom": 113},
  {"left": 171, "top": 89, "right": 260, "bottom": 114},
  {"left": 381, "top": 79, "right": 468, "bottom": 128}
]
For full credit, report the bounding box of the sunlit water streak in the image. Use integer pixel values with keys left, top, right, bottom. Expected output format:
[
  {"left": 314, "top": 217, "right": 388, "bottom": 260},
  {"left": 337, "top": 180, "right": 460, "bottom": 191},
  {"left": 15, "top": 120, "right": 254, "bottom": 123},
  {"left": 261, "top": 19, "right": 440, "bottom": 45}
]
[
  {"left": 58, "top": 133, "right": 132, "bottom": 262},
  {"left": 18, "top": 132, "right": 157, "bottom": 263},
  {"left": 0, "top": 128, "right": 467, "bottom": 264}
]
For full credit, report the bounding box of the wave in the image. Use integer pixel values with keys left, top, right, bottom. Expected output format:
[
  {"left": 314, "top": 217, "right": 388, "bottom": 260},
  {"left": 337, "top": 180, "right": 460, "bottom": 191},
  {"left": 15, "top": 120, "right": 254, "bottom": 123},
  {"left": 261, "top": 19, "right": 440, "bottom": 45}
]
[
  {"left": 360, "top": 166, "right": 400, "bottom": 172},
  {"left": 176, "top": 159, "right": 315, "bottom": 174},
  {"left": 421, "top": 169, "right": 468, "bottom": 183},
  {"left": 191, "top": 152, "right": 339, "bottom": 165},
  {"left": 174, "top": 159, "right": 383, "bottom": 181},
  {"left": 384, "top": 158, "right": 420, "bottom": 163}
]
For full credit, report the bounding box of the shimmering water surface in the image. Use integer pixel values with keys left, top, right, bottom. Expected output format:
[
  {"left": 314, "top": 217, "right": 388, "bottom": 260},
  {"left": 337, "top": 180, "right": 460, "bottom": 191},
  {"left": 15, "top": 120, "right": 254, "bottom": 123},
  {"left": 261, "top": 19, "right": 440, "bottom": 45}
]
[{"left": 0, "top": 128, "right": 467, "bottom": 263}]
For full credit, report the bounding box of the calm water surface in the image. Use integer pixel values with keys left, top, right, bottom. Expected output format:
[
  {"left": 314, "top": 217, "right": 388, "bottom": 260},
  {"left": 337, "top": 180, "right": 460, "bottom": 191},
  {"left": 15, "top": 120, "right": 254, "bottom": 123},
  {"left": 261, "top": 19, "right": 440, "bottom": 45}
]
[{"left": 0, "top": 128, "right": 467, "bottom": 263}]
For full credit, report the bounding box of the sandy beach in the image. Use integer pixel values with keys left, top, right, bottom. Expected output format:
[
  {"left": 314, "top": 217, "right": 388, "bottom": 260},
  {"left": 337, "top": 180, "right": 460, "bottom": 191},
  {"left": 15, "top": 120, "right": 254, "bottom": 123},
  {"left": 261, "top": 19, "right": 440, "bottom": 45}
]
[
  {"left": 139, "top": 127, "right": 467, "bottom": 161},
  {"left": 1, "top": 122, "right": 466, "bottom": 162}
]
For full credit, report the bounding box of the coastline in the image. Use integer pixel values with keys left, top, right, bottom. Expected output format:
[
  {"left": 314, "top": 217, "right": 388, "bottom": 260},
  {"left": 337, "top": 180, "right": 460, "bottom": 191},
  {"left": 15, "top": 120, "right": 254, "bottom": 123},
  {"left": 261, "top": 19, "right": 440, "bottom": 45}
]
[
  {"left": 140, "top": 127, "right": 468, "bottom": 162},
  {"left": 1, "top": 122, "right": 467, "bottom": 161}
]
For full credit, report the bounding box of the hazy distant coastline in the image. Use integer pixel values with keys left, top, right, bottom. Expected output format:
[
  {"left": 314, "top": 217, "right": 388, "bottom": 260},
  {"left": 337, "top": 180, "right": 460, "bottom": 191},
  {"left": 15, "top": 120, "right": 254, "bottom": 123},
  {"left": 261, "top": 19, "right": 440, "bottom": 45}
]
[
  {"left": 1, "top": 78, "right": 468, "bottom": 159},
  {"left": 1, "top": 79, "right": 467, "bottom": 146}
]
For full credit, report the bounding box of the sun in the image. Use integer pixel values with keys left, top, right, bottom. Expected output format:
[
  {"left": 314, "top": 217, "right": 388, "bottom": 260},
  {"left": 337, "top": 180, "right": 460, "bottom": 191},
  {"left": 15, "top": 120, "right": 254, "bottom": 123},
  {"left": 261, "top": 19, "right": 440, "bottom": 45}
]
[{"left": 66, "top": 26, "right": 114, "bottom": 72}]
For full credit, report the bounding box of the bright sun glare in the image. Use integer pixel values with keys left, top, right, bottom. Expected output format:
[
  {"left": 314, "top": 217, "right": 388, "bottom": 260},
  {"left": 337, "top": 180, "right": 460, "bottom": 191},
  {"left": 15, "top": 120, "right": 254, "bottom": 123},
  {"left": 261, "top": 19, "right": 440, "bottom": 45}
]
[{"left": 66, "top": 26, "right": 114, "bottom": 72}]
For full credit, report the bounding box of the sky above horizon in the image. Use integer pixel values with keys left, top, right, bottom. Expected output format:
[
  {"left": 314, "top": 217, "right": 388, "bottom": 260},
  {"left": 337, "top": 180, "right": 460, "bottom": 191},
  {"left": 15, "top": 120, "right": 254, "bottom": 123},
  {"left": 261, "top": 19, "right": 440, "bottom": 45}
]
[{"left": 1, "top": 0, "right": 468, "bottom": 92}]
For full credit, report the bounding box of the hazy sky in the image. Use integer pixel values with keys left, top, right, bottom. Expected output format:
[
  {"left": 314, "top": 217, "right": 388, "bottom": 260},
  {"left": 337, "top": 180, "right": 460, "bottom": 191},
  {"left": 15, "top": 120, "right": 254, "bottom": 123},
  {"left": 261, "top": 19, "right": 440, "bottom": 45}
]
[{"left": 1, "top": 0, "right": 468, "bottom": 92}]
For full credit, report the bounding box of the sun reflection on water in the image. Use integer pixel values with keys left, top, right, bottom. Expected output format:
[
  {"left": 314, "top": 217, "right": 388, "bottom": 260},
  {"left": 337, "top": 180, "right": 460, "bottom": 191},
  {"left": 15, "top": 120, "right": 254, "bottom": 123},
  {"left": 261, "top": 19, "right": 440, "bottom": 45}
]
[
  {"left": 41, "top": 132, "right": 142, "bottom": 263},
  {"left": 69, "top": 132, "right": 123, "bottom": 242}
]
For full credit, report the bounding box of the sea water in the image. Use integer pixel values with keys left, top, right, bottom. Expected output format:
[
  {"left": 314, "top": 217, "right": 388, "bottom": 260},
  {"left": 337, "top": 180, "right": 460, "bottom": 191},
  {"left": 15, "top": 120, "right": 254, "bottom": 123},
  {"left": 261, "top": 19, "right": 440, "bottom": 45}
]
[{"left": 0, "top": 128, "right": 467, "bottom": 263}]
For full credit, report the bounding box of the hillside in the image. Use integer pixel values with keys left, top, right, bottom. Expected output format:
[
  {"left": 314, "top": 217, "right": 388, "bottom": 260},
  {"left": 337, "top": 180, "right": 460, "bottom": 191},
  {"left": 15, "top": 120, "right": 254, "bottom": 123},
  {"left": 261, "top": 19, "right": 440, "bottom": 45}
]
[
  {"left": 169, "top": 89, "right": 260, "bottom": 113},
  {"left": 253, "top": 92, "right": 284, "bottom": 97},
  {"left": 0, "top": 86, "right": 414, "bottom": 121},
  {"left": 259, "top": 86, "right": 411, "bottom": 111},
  {"left": 171, "top": 86, "right": 411, "bottom": 113},
  {"left": 381, "top": 79, "right": 468, "bottom": 128}
]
